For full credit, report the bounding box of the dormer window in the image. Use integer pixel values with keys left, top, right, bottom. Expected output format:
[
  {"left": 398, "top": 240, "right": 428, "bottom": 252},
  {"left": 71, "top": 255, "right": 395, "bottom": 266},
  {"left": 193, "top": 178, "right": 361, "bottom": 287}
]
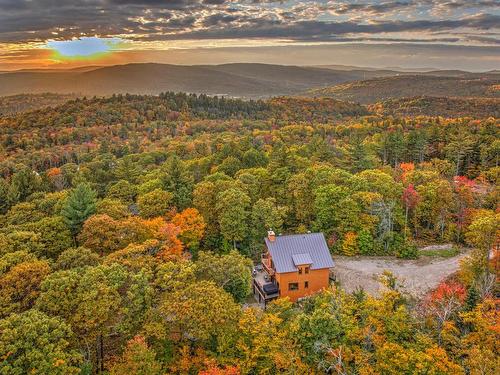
[
  {"left": 305, "top": 266, "right": 309, "bottom": 274},
  {"left": 298, "top": 267, "right": 302, "bottom": 275}
]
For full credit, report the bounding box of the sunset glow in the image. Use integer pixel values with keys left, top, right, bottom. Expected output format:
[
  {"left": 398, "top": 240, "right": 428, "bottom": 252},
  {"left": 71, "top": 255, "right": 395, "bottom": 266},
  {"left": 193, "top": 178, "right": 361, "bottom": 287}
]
[
  {"left": 46, "top": 37, "right": 123, "bottom": 61},
  {"left": 0, "top": 1, "right": 498, "bottom": 71}
]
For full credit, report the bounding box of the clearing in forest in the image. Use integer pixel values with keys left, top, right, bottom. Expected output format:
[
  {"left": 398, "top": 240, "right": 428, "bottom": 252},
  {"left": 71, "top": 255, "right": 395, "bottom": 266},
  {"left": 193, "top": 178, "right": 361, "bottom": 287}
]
[{"left": 333, "top": 251, "right": 470, "bottom": 297}]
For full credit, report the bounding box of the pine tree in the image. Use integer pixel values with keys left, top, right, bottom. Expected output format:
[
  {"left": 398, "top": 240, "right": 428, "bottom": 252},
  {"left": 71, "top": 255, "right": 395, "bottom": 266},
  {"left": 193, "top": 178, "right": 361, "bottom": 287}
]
[
  {"left": 464, "top": 286, "right": 479, "bottom": 312},
  {"left": 61, "top": 183, "right": 97, "bottom": 238},
  {"left": 0, "top": 178, "right": 9, "bottom": 214},
  {"left": 161, "top": 155, "right": 194, "bottom": 210}
]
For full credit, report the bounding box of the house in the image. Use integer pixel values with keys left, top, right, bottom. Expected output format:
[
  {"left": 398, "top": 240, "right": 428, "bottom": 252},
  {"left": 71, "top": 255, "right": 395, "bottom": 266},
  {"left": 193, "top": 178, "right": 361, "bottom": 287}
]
[{"left": 252, "top": 230, "right": 334, "bottom": 306}]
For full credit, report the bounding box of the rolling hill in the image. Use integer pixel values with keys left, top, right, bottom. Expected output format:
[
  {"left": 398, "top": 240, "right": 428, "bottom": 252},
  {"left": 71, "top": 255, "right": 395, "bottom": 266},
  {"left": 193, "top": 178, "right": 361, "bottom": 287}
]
[
  {"left": 370, "top": 96, "right": 500, "bottom": 118},
  {"left": 0, "top": 93, "right": 77, "bottom": 116},
  {"left": 309, "top": 74, "right": 499, "bottom": 103},
  {"left": 0, "top": 63, "right": 392, "bottom": 98}
]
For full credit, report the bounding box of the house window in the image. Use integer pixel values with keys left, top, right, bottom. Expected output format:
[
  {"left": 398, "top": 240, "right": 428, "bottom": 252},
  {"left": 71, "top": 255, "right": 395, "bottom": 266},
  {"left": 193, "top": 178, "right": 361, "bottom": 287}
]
[
  {"left": 305, "top": 266, "right": 309, "bottom": 274},
  {"left": 305, "top": 281, "right": 309, "bottom": 289},
  {"left": 288, "top": 282, "right": 299, "bottom": 291},
  {"left": 298, "top": 267, "right": 302, "bottom": 275}
]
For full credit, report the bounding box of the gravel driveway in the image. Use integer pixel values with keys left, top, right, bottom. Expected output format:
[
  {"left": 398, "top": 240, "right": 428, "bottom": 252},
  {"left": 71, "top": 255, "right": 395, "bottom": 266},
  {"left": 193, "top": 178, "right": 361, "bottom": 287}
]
[{"left": 333, "top": 252, "right": 470, "bottom": 297}]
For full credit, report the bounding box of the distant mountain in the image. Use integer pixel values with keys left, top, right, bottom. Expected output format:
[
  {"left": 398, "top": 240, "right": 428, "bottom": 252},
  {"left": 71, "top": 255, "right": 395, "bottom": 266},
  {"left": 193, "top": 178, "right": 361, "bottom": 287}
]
[
  {"left": 1, "top": 63, "right": 497, "bottom": 100},
  {"left": 309, "top": 75, "right": 499, "bottom": 104},
  {"left": 0, "top": 63, "right": 389, "bottom": 98},
  {"left": 370, "top": 96, "right": 500, "bottom": 118}
]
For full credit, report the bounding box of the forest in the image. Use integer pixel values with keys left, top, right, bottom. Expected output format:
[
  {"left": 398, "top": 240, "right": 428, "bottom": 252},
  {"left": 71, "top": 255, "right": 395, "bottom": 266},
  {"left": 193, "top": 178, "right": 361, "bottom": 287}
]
[{"left": 0, "top": 92, "right": 498, "bottom": 374}]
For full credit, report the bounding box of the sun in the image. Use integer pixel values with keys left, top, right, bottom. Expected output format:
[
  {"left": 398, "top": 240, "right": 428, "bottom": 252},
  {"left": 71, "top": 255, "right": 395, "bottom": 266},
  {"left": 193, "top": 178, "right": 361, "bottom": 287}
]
[{"left": 46, "top": 37, "right": 123, "bottom": 62}]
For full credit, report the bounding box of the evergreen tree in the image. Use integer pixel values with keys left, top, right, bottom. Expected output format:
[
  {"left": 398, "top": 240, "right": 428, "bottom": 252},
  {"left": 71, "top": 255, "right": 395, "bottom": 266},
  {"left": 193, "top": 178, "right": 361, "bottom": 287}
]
[
  {"left": 464, "top": 286, "right": 479, "bottom": 312},
  {"left": 161, "top": 155, "right": 194, "bottom": 210},
  {"left": 0, "top": 178, "right": 9, "bottom": 214},
  {"left": 61, "top": 183, "right": 97, "bottom": 238}
]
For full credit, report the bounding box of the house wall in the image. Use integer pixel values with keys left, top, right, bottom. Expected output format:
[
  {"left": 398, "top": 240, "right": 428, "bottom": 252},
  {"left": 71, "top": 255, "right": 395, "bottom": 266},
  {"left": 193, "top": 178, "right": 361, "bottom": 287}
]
[{"left": 275, "top": 267, "right": 330, "bottom": 302}]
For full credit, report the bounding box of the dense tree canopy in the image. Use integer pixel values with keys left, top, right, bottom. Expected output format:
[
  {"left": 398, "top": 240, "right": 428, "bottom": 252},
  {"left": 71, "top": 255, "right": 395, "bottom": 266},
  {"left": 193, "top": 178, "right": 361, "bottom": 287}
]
[{"left": 0, "top": 92, "right": 497, "bottom": 373}]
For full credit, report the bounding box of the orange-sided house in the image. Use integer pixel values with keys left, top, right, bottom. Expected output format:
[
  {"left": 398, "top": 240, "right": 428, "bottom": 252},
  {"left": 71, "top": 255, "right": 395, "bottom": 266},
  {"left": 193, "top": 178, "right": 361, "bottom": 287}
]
[{"left": 252, "top": 230, "right": 334, "bottom": 306}]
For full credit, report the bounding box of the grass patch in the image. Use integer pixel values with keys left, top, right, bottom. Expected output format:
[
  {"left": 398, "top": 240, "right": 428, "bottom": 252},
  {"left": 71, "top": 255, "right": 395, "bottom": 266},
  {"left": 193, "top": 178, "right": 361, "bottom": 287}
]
[{"left": 419, "top": 247, "right": 460, "bottom": 258}]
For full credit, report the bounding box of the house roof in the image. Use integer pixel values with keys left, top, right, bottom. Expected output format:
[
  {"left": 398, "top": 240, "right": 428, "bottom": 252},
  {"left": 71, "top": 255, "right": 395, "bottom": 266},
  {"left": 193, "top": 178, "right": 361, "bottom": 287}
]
[
  {"left": 264, "top": 233, "right": 334, "bottom": 273},
  {"left": 292, "top": 253, "right": 313, "bottom": 266}
]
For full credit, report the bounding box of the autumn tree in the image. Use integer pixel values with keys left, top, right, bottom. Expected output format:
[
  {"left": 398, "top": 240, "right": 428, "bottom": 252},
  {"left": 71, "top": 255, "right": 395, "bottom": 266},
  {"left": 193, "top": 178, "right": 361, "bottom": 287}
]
[
  {"left": 107, "top": 180, "right": 137, "bottom": 204},
  {"left": 137, "top": 189, "right": 173, "bottom": 218},
  {"left": 95, "top": 198, "right": 129, "bottom": 220},
  {"left": 0, "top": 260, "right": 51, "bottom": 317},
  {"left": 402, "top": 183, "right": 420, "bottom": 238},
  {"left": 108, "top": 336, "right": 162, "bottom": 375},
  {"left": 466, "top": 211, "right": 499, "bottom": 263},
  {"left": 172, "top": 207, "right": 206, "bottom": 252},
  {"left": 158, "top": 281, "right": 240, "bottom": 344},
  {"left": 423, "top": 281, "right": 466, "bottom": 344},
  {"left": 54, "top": 247, "right": 100, "bottom": 270},
  {"left": 0, "top": 310, "right": 82, "bottom": 374}
]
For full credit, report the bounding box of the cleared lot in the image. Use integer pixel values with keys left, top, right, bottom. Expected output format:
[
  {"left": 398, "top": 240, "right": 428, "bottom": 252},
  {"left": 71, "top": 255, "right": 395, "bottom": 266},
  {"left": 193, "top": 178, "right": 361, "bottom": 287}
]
[{"left": 333, "top": 252, "right": 470, "bottom": 297}]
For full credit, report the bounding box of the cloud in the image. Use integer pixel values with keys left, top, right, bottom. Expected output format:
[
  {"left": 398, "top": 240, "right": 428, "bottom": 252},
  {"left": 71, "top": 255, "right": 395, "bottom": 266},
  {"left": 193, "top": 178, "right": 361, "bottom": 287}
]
[{"left": 0, "top": 0, "right": 497, "bottom": 47}]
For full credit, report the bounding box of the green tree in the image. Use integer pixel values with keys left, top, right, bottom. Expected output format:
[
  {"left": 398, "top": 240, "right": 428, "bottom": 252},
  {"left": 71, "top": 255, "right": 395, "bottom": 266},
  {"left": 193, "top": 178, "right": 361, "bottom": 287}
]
[
  {"left": 217, "top": 156, "right": 242, "bottom": 177},
  {"left": 242, "top": 148, "right": 268, "bottom": 169},
  {"left": 250, "top": 198, "right": 288, "bottom": 245},
  {"left": 161, "top": 155, "right": 194, "bottom": 210},
  {"left": 61, "top": 183, "right": 97, "bottom": 238},
  {"left": 114, "top": 157, "right": 140, "bottom": 183},
  {"left": 137, "top": 189, "right": 173, "bottom": 218},
  {"left": 358, "top": 229, "right": 374, "bottom": 255},
  {"left": 29, "top": 216, "right": 73, "bottom": 259},
  {"left": 95, "top": 198, "right": 129, "bottom": 220},
  {"left": 7, "top": 166, "right": 41, "bottom": 204},
  {"left": 0, "top": 178, "right": 9, "bottom": 214},
  {"left": 195, "top": 250, "right": 253, "bottom": 302},
  {"left": 313, "top": 184, "right": 349, "bottom": 236},
  {"left": 107, "top": 180, "right": 137, "bottom": 204},
  {"left": 54, "top": 247, "right": 100, "bottom": 270},
  {"left": 0, "top": 310, "right": 82, "bottom": 374},
  {"left": 216, "top": 188, "right": 251, "bottom": 249},
  {"left": 37, "top": 264, "right": 149, "bottom": 372}
]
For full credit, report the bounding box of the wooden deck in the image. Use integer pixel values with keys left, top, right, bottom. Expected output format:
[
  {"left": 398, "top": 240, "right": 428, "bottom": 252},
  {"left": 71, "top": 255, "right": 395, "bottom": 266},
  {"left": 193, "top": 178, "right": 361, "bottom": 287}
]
[{"left": 252, "top": 267, "right": 279, "bottom": 308}]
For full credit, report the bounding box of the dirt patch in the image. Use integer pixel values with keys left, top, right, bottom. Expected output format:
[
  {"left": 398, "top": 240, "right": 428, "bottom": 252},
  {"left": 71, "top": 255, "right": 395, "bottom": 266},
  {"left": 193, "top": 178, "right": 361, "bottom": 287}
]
[{"left": 333, "top": 252, "right": 469, "bottom": 298}]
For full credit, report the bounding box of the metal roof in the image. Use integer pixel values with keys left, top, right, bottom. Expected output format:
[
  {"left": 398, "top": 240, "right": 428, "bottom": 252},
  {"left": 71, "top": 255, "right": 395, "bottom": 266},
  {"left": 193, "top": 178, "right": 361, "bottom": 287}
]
[
  {"left": 292, "top": 253, "right": 313, "bottom": 266},
  {"left": 264, "top": 233, "right": 334, "bottom": 273}
]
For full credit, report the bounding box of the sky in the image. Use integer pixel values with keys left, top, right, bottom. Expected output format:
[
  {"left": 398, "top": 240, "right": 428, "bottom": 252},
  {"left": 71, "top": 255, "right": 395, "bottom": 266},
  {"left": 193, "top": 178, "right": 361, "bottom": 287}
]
[{"left": 0, "top": 0, "right": 498, "bottom": 71}]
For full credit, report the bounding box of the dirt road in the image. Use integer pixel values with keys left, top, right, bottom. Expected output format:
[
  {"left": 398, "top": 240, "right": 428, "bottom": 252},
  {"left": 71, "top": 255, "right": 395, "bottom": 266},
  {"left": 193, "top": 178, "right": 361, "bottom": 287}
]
[{"left": 333, "top": 252, "right": 469, "bottom": 297}]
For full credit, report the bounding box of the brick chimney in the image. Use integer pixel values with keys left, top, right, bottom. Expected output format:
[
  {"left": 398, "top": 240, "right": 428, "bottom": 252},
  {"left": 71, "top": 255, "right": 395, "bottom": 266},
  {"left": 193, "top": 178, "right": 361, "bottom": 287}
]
[{"left": 267, "top": 229, "right": 276, "bottom": 242}]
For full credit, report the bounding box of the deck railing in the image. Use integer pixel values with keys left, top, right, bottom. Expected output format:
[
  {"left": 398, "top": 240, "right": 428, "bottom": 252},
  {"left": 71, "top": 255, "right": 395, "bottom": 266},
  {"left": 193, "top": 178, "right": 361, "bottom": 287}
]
[{"left": 261, "top": 254, "right": 275, "bottom": 276}]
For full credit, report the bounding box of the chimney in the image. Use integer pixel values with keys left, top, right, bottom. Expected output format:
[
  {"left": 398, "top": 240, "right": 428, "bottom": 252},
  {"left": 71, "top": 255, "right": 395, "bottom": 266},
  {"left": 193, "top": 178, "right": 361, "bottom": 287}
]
[{"left": 267, "top": 229, "right": 276, "bottom": 242}]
